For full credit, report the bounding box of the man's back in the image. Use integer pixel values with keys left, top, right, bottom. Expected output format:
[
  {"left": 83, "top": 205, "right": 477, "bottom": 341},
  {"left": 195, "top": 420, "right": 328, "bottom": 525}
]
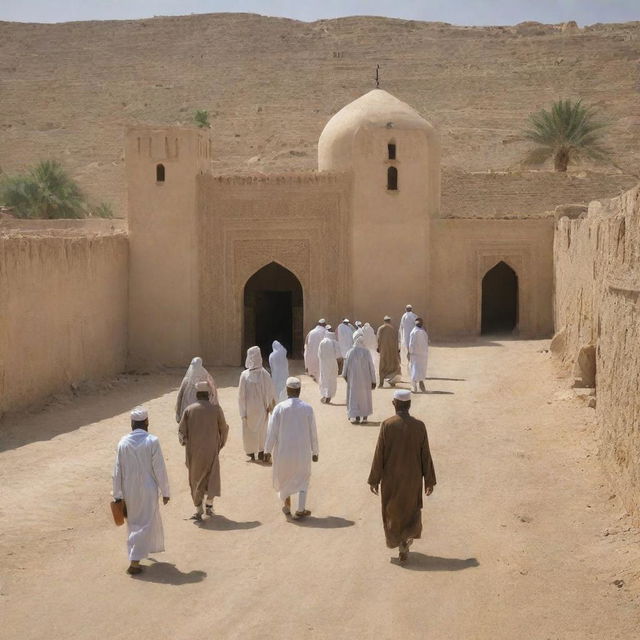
[
  {"left": 181, "top": 400, "right": 226, "bottom": 454},
  {"left": 270, "top": 398, "right": 316, "bottom": 457}
]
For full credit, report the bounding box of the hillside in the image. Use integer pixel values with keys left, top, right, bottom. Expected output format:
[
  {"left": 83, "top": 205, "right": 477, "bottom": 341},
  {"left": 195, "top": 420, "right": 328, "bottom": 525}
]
[{"left": 0, "top": 13, "right": 639, "bottom": 215}]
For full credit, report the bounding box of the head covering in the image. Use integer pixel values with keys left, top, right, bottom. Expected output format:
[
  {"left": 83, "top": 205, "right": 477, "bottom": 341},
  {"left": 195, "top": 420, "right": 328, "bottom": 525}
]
[
  {"left": 406, "top": 305, "right": 413, "bottom": 310},
  {"left": 355, "top": 320, "right": 363, "bottom": 327},
  {"left": 343, "top": 318, "right": 350, "bottom": 323},
  {"left": 272, "top": 340, "right": 287, "bottom": 355},
  {"left": 384, "top": 315, "right": 391, "bottom": 321},
  {"left": 286, "top": 376, "right": 301, "bottom": 389},
  {"left": 393, "top": 389, "right": 412, "bottom": 401},
  {"left": 245, "top": 346, "right": 262, "bottom": 369},
  {"left": 326, "top": 324, "right": 333, "bottom": 331},
  {"left": 318, "top": 318, "right": 326, "bottom": 325},
  {"left": 195, "top": 381, "right": 210, "bottom": 393},
  {"left": 131, "top": 406, "right": 148, "bottom": 422}
]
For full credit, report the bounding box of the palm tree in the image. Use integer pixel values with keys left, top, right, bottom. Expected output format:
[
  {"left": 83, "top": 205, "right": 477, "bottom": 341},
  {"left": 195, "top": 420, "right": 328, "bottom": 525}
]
[
  {"left": 0, "top": 160, "right": 86, "bottom": 218},
  {"left": 194, "top": 109, "right": 210, "bottom": 128},
  {"left": 523, "top": 99, "right": 610, "bottom": 172}
]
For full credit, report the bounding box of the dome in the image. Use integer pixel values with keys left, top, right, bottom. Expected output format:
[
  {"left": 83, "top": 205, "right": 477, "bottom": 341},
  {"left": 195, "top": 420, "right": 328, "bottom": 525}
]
[{"left": 318, "top": 89, "right": 436, "bottom": 171}]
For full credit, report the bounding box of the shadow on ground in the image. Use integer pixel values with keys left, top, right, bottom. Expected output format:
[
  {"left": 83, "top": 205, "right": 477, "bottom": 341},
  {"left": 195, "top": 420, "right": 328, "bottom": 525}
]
[
  {"left": 133, "top": 559, "right": 207, "bottom": 584},
  {"left": 391, "top": 553, "right": 480, "bottom": 572},
  {"left": 196, "top": 515, "right": 262, "bottom": 531},
  {"left": 288, "top": 515, "right": 355, "bottom": 529}
]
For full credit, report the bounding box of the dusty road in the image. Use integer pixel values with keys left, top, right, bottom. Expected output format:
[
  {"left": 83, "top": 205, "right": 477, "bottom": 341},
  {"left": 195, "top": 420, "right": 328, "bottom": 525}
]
[{"left": 1, "top": 340, "right": 639, "bottom": 640}]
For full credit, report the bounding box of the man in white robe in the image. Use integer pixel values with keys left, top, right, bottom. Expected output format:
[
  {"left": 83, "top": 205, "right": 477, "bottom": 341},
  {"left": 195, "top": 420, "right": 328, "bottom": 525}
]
[
  {"left": 304, "top": 319, "right": 327, "bottom": 381},
  {"left": 318, "top": 325, "right": 342, "bottom": 404},
  {"left": 361, "top": 322, "right": 379, "bottom": 373},
  {"left": 337, "top": 318, "right": 355, "bottom": 359},
  {"left": 400, "top": 305, "right": 418, "bottom": 373},
  {"left": 112, "top": 406, "right": 170, "bottom": 575},
  {"left": 175, "top": 356, "right": 218, "bottom": 422},
  {"left": 408, "top": 317, "right": 429, "bottom": 393},
  {"left": 269, "top": 340, "right": 289, "bottom": 402},
  {"left": 239, "top": 346, "right": 276, "bottom": 462},
  {"left": 343, "top": 335, "right": 377, "bottom": 424},
  {"left": 265, "top": 377, "right": 319, "bottom": 520}
]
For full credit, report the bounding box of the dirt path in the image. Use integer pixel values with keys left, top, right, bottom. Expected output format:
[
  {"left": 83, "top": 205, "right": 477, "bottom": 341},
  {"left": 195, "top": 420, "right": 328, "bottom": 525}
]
[{"left": 1, "top": 340, "right": 639, "bottom": 640}]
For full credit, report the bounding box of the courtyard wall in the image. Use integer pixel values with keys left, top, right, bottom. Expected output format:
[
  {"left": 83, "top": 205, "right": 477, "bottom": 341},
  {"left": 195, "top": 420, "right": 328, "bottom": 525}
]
[
  {"left": 554, "top": 184, "right": 640, "bottom": 520},
  {"left": 0, "top": 222, "right": 128, "bottom": 415}
]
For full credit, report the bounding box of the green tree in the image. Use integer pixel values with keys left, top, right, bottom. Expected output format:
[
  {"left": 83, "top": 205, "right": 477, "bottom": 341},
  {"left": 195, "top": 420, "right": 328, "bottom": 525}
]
[
  {"left": 194, "top": 109, "right": 210, "bottom": 128},
  {"left": 523, "top": 99, "right": 610, "bottom": 172},
  {"left": 91, "top": 202, "right": 114, "bottom": 218},
  {"left": 0, "top": 160, "right": 86, "bottom": 218}
]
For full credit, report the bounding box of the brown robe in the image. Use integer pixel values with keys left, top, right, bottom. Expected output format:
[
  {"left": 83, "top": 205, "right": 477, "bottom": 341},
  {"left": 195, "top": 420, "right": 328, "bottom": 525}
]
[
  {"left": 376, "top": 322, "right": 401, "bottom": 382},
  {"left": 368, "top": 411, "right": 436, "bottom": 548},
  {"left": 178, "top": 400, "right": 229, "bottom": 506}
]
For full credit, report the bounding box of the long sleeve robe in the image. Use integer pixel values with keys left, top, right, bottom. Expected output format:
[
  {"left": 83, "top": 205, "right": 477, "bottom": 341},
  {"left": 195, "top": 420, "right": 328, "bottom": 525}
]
[
  {"left": 399, "top": 311, "right": 418, "bottom": 351},
  {"left": 342, "top": 345, "right": 376, "bottom": 419},
  {"left": 376, "top": 323, "right": 401, "bottom": 382},
  {"left": 337, "top": 323, "right": 354, "bottom": 358},
  {"left": 112, "top": 429, "right": 170, "bottom": 562},
  {"left": 178, "top": 400, "right": 229, "bottom": 506},
  {"left": 368, "top": 412, "right": 436, "bottom": 549},
  {"left": 408, "top": 326, "right": 429, "bottom": 382},
  {"left": 175, "top": 365, "right": 218, "bottom": 422},
  {"left": 304, "top": 325, "right": 327, "bottom": 380},
  {"left": 318, "top": 335, "right": 342, "bottom": 399},
  {"left": 265, "top": 398, "right": 319, "bottom": 500},
  {"left": 269, "top": 341, "right": 289, "bottom": 402},
  {"left": 238, "top": 367, "right": 276, "bottom": 455}
]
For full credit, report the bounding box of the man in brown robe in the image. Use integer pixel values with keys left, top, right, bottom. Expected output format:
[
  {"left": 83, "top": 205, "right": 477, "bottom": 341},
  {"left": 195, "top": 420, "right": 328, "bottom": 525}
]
[
  {"left": 178, "top": 381, "right": 229, "bottom": 520},
  {"left": 368, "top": 389, "right": 436, "bottom": 562},
  {"left": 376, "top": 315, "right": 402, "bottom": 388}
]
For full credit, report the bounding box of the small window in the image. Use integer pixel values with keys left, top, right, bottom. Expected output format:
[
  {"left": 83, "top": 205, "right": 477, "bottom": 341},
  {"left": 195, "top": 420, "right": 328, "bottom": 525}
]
[
  {"left": 388, "top": 143, "right": 396, "bottom": 160},
  {"left": 387, "top": 166, "right": 398, "bottom": 191},
  {"left": 156, "top": 163, "right": 165, "bottom": 183}
]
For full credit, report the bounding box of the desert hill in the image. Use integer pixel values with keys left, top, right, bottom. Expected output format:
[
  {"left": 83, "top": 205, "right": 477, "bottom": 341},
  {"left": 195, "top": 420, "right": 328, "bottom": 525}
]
[{"left": 0, "top": 13, "right": 639, "bottom": 215}]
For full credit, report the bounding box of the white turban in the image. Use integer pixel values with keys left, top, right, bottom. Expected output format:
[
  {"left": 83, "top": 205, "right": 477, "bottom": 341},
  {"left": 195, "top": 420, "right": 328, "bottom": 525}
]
[
  {"left": 131, "top": 406, "right": 148, "bottom": 421},
  {"left": 384, "top": 315, "right": 391, "bottom": 321},
  {"left": 245, "top": 346, "right": 262, "bottom": 370},
  {"left": 393, "top": 389, "right": 412, "bottom": 401},
  {"left": 286, "top": 376, "right": 301, "bottom": 389}
]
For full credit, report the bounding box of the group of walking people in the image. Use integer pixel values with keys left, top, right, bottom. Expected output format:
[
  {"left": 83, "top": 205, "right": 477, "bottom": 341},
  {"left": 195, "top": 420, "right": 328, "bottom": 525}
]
[{"left": 111, "top": 306, "right": 436, "bottom": 575}]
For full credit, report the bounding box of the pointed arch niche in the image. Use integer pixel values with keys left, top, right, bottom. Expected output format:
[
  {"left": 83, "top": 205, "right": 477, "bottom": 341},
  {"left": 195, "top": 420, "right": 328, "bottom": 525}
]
[
  {"left": 242, "top": 262, "right": 304, "bottom": 361},
  {"left": 481, "top": 261, "right": 519, "bottom": 334}
]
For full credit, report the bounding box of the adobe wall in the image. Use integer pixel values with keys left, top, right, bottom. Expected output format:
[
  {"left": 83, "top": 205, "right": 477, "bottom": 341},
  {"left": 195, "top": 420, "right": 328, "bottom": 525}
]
[
  {"left": 0, "top": 226, "right": 128, "bottom": 415},
  {"left": 554, "top": 185, "right": 640, "bottom": 520},
  {"left": 198, "top": 172, "right": 352, "bottom": 365},
  {"left": 429, "top": 218, "right": 555, "bottom": 337},
  {"left": 441, "top": 169, "right": 637, "bottom": 218}
]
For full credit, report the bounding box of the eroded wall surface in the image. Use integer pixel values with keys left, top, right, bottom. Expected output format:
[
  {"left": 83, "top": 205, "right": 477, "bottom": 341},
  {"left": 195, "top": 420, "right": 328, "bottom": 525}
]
[
  {"left": 0, "top": 228, "right": 128, "bottom": 415},
  {"left": 554, "top": 185, "right": 640, "bottom": 519}
]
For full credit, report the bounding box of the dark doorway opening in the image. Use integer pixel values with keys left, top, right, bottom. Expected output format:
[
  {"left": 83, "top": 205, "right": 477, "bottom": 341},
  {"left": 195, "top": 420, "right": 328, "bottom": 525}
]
[
  {"left": 243, "top": 262, "right": 303, "bottom": 363},
  {"left": 481, "top": 261, "right": 518, "bottom": 334}
]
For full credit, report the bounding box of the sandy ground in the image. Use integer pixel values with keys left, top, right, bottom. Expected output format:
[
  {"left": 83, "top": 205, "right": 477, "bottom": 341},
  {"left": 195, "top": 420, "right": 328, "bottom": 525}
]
[{"left": 1, "top": 339, "right": 639, "bottom": 640}]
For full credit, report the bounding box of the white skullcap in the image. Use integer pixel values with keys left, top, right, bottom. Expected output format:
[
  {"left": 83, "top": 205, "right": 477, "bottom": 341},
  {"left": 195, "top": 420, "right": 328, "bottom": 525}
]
[
  {"left": 355, "top": 320, "right": 363, "bottom": 327},
  {"left": 318, "top": 318, "right": 326, "bottom": 324},
  {"left": 131, "top": 406, "right": 148, "bottom": 421},
  {"left": 195, "top": 381, "right": 210, "bottom": 392},
  {"left": 393, "top": 389, "right": 412, "bottom": 401},
  {"left": 384, "top": 315, "right": 391, "bottom": 321},
  {"left": 406, "top": 304, "right": 413, "bottom": 309},
  {"left": 286, "top": 376, "right": 301, "bottom": 389},
  {"left": 343, "top": 318, "right": 350, "bottom": 323},
  {"left": 326, "top": 324, "right": 333, "bottom": 331}
]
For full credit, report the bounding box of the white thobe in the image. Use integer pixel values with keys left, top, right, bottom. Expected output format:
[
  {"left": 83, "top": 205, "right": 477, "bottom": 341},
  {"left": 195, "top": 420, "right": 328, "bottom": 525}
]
[
  {"left": 304, "top": 326, "right": 327, "bottom": 380},
  {"left": 265, "top": 398, "right": 319, "bottom": 501},
  {"left": 239, "top": 368, "right": 276, "bottom": 455},
  {"left": 337, "top": 323, "right": 354, "bottom": 358},
  {"left": 318, "top": 336, "right": 341, "bottom": 399},
  {"left": 269, "top": 341, "right": 289, "bottom": 402},
  {"left": 361, "top": 324, "right": 379, "bottom": 372},
  {"left": 409, "top": 326, "right": 429, "bottom": 382},
  {"left": 400, "top": 311, "right": 418, "bottom": 351},
  {"left": 112, "top": 429, "right": 170, "bottom": 562},
  {"left": 343, "top": 345, "right": 376, "bottom": 419}
]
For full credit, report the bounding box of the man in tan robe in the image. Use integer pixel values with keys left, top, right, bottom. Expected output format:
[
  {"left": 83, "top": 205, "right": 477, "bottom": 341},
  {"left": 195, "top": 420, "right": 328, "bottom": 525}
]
[
  {"left": 368, "top": 389, "right": 436, "bottom": 562},
  {"left": 179, "top": 381, "right": 229, "bottom": 520},
  {"left": 376, "top": 315, "right": 402, "bottom": 388}
]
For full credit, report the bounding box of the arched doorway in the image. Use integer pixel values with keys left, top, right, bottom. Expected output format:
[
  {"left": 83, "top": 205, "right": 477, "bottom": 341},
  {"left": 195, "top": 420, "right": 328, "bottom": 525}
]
[
  {"left": 243, "top": 262, "right": 304, "bottom": 362},
  {"left": 481, "top": 261, "right": 518, "bottom": 334}
]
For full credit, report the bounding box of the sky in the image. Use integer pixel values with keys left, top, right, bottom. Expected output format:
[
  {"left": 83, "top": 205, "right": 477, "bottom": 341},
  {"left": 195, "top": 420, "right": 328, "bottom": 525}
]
[{"left": 1, "top": 0, "right": 639, "bottom": 26}]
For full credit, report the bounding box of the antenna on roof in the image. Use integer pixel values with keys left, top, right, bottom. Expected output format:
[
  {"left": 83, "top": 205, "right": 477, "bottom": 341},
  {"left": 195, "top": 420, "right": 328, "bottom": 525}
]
[{"left": 375, "top": 64, "right": 380, "bottom": 88}]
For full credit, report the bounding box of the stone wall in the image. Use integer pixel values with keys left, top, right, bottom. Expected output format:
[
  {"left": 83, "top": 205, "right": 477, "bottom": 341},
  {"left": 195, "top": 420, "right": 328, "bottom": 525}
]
[
  {"left": 441, "top": 169, "right": 637, "bottom": 218},
  {"left": 0, "top": 226, "right": 128, "bottom": 415},
  {"left": 553, "top": 184, "right": 640, "bottom": 520}
]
